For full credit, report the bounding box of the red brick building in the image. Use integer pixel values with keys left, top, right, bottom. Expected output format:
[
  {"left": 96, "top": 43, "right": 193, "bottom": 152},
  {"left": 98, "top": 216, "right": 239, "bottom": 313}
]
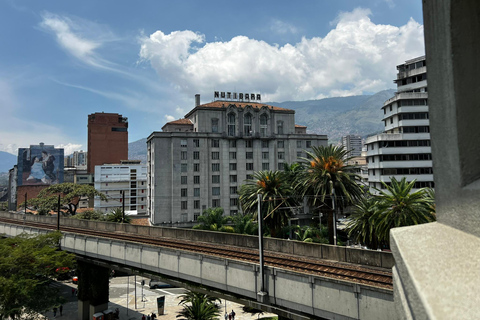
[{"left": 87, "top": 113, "right": 128, "bottom": 174}]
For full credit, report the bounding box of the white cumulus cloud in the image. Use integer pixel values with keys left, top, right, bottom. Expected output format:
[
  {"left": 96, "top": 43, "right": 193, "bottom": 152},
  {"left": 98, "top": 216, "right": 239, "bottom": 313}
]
[
  {"left": 139, "top": 8, "right": 424, "bottom": 101},
  {"left": 57, "top": 143, "right": 84, "bottom": 156}
]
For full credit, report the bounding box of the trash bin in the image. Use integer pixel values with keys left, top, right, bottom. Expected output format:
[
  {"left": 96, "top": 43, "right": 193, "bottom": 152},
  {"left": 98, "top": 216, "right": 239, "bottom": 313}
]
[
  {"left": 103, "top": 309, "right": 113, "bottom": 320},
  {"left": 93, "top": 312, "right": 104, "bottom": 320}
]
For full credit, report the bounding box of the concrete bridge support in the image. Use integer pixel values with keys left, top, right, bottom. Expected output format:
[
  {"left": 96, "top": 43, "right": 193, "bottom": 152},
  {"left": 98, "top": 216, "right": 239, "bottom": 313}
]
[{"left": 77, "top": 260, "right": 110, "bottom": 320}]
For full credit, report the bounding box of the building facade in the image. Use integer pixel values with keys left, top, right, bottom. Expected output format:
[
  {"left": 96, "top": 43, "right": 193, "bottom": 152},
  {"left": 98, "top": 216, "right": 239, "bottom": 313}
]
[
  {"left": 94, "top": 160, "right": 147, "bottom": 215},
  {"left": 73, "top": 150, "right": 87, "bottom": 168},
  {"left": 365, "top": 56, "right": 433, "bottom": 192},
  {"left": 341, "top": 135, "right": 362, "bottom": 157},
  {"left": 147, "top": 95, "right": 328, "bottom": 226},
  {"left": 87, "top": 113, "right": 128, "bottom": 174}
]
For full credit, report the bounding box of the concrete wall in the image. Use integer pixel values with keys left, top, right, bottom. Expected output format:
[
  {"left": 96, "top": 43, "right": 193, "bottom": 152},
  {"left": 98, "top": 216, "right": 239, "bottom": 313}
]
[
  {"left": 0, "top": 211, "right": 394, "bottom": 269},
  {"left": 0, "top": 221, "right": 396, "bottom": 320}
]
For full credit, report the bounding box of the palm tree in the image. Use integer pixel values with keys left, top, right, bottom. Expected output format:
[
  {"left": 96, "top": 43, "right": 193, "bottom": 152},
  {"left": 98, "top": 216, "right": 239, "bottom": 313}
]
[
  {"left": 296, "top": 145, "right": 364, "bottom": 244},
  {"left": 193, "top": 207, "right": 230, "bottom": 231},
  {"left": 373, "top": 177, "right": 436, "bottom": 247},
  {"left": 239, "top": 170, "right": 296, "bottom": 238},
  {"left": 105, "top": 207, "right": 131, "bottom": 223},
  {"left": 346, "top": 196, "right": 381, "bottom": 249},
  {"left": 176, "top": 291, "right": 221, "bottom": 320}
]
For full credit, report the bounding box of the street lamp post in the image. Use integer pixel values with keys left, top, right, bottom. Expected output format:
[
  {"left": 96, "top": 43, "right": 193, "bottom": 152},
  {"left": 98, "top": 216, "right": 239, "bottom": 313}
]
[{"left": 257, "top": 194, "right": 268, "bottom": 302}]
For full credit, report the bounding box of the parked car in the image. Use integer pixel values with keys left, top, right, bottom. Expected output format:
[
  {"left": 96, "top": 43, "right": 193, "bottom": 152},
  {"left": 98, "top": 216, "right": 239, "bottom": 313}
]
[
  {"left": 72, "top": 276, "right": 78, "bottom": 284},
  {"left": 148, "top": 279, "right": 173, "bottom": 289}
]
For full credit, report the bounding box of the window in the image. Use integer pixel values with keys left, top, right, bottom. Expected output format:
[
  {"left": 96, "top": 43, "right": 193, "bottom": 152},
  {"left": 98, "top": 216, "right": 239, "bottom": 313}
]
[
  {"left": 230, "top": 186, "right": 237, "bottom": 194},
  {"left": 212, "top": 187, "right": 220, "bottom": 196},
  {"left": 194, "top": 200, "right": 200, "bottom": 209},
  {"left": 194, "top": 188, "right": 200, "bottom": 197},
  {"left": 277, "top": 140, "right": 284, "bottom": 148},
  {"left": 230, "top": 210, "right": 238, "bottom": 215},
  {"left": 306, "top": 141, "right": 312, "bottom": 148},
  {"left": 194, "top": 163, "right": 200, "bottom": 172},
  {"left": 230, "top": 175, "right": 237, "bottom": 183},
  {"left": 230, "top": 198, "right": 238, "bottom": 206},
  {"left": 194, "top": 212, "right": 200, "bottom": 220},
  {"left": 212, "top": 163, "right": 220, "bottom": 171},
  {"left": 193, "top": 151, "right": 200, "bottom": 160},
  {"left": 212, "top": 152, "right": 220, "bottom": 160},
  {"left": 181, "top": 176, "right": 187, "bottom": 184},
  {"left": 211, "top": 139, "right": 219, "bottom": 148},
  {"left": 212, "top": 175, "right": 220, "bottom": 183},
  {"left": 229, "top": 140, "right": 237, "bottom": 148},
  {"left": 193, "top": 139, "right": 200, "bottom": 147},
  {"left": 212, "top": 199, "right": 220, "bottom": 207},
  {"left": 229, "top": 163, "right": 237, "bottom": 170},
  {"left": 262, "top": 152, "right": 269, "bottom": 159},
  {"left": 246, "top": 163, "right": 254, "bottom": 170},
  {"left": 230, "top": 152, "right": 237, "bottom": 159},
  {"left": 278, "top": 162, "right": 285, "bottom": 170},
  {"left": 181, "top": 201, "right": 188, "bottom": 210},
  {"left": 181, "top": 151, "right": 187, "bottom": 160},
  {"left": 262, "top": 141, "right": 269, "bottom": 148},
  {"left": 297, "top": 140, "right": 302, "bottom": 148},
  {"left": 246, "top": 152, "right": 253, "bottom": 159},
  {"left": 260, "top": 114, "right": 268, "bottom": 137},
  {"left": 245, "top": 140, "right": 253, "bottom": 148},
  {"left": 212, "top": 118, "right": 219, "bottom": 132},
  {"left": 246, "top": 174, "right": 253, "bottom": 180},
  {"left": 181, "top": 164, "right": 188, "bottom": 172},
  {"left": 181, "top": 188, "right": 188, "bottom": 197},
  {"left": 181, "top": 139, "right": 187, "bottom": 147},
  {"left": 278, "top": 152, "right": 285, "bottom": 160},
  {"left": 227, "top": 113, "right": 236, "bottom": 136},
  {"left": 244, "top": 114, "right": 252, "bottom": 136},
  {"left": 194, "top": 176, "right": 200, "bottom": 184},
  {"left": 277, "top": 121, "right": 284, "bottom": 134},
  {"left": 262, "top": 163, "right": 270, "bottom": 170}
]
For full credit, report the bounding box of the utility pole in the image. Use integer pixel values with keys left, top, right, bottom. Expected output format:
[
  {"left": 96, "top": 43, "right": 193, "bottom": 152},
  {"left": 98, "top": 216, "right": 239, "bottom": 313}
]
[
  {"left": 257, "top": 194, "right": 267, "bottom": 302},
  {"left": 57, "top": 194, "right": 61, "bottom": 230},
  {"left": 122, "top": 191, "right": 125, "bottom": 223},
  {"left": 24, "top": 193, "right": 27, "bottom": 215},
  {"left": 332, "top": 189, "right": 337, "bottom": 245}
]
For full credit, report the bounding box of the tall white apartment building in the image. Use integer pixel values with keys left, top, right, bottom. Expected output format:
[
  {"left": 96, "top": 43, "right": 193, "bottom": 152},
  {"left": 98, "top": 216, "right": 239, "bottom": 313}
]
[
  {"left": 94, "top": 160, "right": 147, "bottom": 215},
  {"left": 365, "top": 56, "right": 434, "bottom": 192},
  {"left": 73, "top": 150, "right": 87, "bottom": 168},
  {"left": 341, "top": 135, "right": 362, "bottom": 157},
  {"left": 147, "top": 94, "right": 328, "bottom": 226}
]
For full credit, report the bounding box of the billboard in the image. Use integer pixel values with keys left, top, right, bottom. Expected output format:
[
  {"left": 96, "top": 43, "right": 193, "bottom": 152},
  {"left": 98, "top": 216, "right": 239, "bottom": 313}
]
[{"left": 17, "top": 144, "right": 64, "bottom": 186}]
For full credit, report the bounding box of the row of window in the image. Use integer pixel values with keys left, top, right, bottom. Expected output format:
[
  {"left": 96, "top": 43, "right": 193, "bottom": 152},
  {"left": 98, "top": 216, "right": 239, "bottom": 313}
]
[
  {"left": 376, "top": 180, "right": 434, "bottom": 189},
  {"left": 181, "top": 150, "right": 288, "bottom": 161},
  {"left": 378, "top": 153, "right": 433, "bottom": 161},
  {"left": 402, "top": 126, "right": 430, "bottom": 133},
  {"left": 382, "top": 167, "right": 433, "bottom": 175},
  {"left": 179, "top": 139, "right": 313, "bottom": 149},
  {"left": 180, "top": 186, "right": 239, "bottom": 197},
  {"left": 180, "top": 161, "right": 285, "bottom": 175},
  {"left": 378, "top": 140, "right": 431, "bottom": 148},
  {"left": 181, "top": 198, "right": 239, "bottom": 210},
  {"left": 399, "top": 112, "right": 429, "bottom": 120}
]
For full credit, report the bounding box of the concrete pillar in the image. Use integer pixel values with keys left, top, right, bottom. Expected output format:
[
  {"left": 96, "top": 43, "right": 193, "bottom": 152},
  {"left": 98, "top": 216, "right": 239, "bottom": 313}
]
[{"left": 77, "top": 260, "right": 110, "bottom": 320}]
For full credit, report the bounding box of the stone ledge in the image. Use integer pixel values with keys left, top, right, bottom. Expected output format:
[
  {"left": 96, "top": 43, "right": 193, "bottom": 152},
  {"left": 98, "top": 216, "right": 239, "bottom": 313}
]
[{"left": 391, "top": 222, "right": 480, "bottom": 319}]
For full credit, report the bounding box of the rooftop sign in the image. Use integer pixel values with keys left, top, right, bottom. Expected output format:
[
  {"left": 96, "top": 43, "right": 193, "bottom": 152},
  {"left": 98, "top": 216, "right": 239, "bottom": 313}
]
[{"left": 214, "top": 91, "right": 261, "bottom": 102}]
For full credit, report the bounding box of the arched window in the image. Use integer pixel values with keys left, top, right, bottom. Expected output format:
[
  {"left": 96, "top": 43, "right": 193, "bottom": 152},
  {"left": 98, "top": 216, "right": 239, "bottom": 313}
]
[
  {"left": 277, "top": 120, "right": 284, "bottom": 135},
  {"left": 227, "top": 113, "right": 236, "bottom": 136},
  {"left": 260, "top": 114, "right": 268, "bottom": 137},
  {"left": 244, "top": 114, "right": 252, "bottom": 136}
]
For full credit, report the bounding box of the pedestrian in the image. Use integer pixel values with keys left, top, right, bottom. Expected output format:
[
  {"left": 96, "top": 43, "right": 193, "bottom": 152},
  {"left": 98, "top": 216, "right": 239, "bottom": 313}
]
[
  {"left": 53, "top": 307, "right": 57, "bottom": 318},
  {"left": 71, "top": 288, "right": 75, "bottom": 296},
  {"left": 228, "top": 313, "right": 232, "bottom": 320},
  {"left": 224, "top": 312, "right": 228, "bottom": 320},
  {"left": 142, "top": 314, "right": 146, "bottom": 320},
  {"left": 151, "top": 313, "right": 156, "bottom": 320},
  {"left": 59, "top": 305, "right": 63, "bottom": 316},
  {"left": 147, "top": 314, "right": 151, "bottom": 320},
  {"left": 231, "top": 309, "right": 236, "bottom": 320}
]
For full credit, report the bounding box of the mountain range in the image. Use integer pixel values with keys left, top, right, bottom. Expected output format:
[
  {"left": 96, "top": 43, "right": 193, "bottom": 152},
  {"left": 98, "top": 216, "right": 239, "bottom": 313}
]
[{"left": 0, "top": 89, "right": 395, "bottom": 173}]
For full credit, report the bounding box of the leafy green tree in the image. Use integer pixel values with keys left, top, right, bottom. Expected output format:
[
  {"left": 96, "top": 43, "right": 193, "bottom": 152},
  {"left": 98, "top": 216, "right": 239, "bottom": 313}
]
[
  {"left": 176, "top": 291, "right": 221, "bottom": 320},
  {"left": 373, "top": 178, "right": 436, "bottom": 247},
  {"left": 346, "top": 196, "right": 381, "bottom": 249},
  {"left": 0, "top": 232, "right": 75, "bottom": 320},
  {"left": 296, "top": 145, "right": 364, "bottom": 244},
  {"left": 231, "top": 213, "right": 258, "bottom": 235},
  {"left": 239, "top": 170, "right": 297, "bottom": 238},
  {"left": 22, "top": 183, "right": 107, "bottom": 215},
  {"left": 105, "top": 207, "right": 131, "bottom": 223},
  {"left": 193, "top": 207, "right": 230, "bottom": 231}
]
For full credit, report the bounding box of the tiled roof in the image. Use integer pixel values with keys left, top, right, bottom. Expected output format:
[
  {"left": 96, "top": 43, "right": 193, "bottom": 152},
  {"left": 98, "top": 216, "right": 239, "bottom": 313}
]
[
  {"left": 130, "top": 217, "right": 151, "bottom": 226},
  {"left": 295, "top": 124, "right": 307, "bottom": 128},
  {"left": 198, "top": 101, "right": 293, "bottom": 112},
  {"left": 165, "top": 118, "right": 193, "bottom": 125}
]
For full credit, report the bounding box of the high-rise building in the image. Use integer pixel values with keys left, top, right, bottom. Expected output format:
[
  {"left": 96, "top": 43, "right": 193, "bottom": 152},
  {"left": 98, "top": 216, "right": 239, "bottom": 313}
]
[
  {"left": 365, "top": 56, "right": 433, "bottom": 192},
  {"left": 147, "top": 94, "right": 328, "bottom": 226},
  {"left": 94, "top": 160, "right": 147, "bottom": 215},
  {"left": 87, "top": 113, "right": 128, "bottom": 174},
  {"left": 341, "top": 135, "right": 362, "bottom": 157},
  {"left": 73, "top": 150, "right": 87, "bottom": 168}
]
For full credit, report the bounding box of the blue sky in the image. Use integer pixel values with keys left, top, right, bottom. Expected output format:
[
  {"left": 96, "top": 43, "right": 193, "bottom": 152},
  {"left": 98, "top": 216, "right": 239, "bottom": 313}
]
[{"left": 0, "top": 0, "right": 424, "bottom": 155}]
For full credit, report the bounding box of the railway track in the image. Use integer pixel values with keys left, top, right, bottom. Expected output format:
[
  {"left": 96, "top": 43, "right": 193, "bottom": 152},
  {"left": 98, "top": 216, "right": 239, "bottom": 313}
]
[{"left": 0, "top": 217, "right": 393, "bottom": 289}]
